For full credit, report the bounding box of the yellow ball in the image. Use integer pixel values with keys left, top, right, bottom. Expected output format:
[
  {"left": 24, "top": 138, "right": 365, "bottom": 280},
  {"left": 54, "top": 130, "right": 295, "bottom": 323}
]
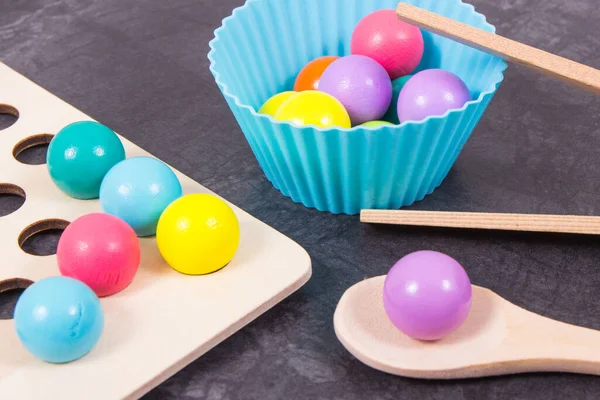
[
  {"left": 274, "top": 90, "right": 351, "bottom": 129},
  {"left": 258, "top": 91, "right": 297, "bottom": 116},
  {"left": 156, "top": 193, "right": 240, "bottom": 275},
  {"left": 359, "top": 120, "right": 394, "bottom": 128}
]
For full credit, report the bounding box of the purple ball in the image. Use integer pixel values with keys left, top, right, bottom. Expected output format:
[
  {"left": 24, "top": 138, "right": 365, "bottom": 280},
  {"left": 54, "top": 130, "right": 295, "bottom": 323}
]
[
  {"left": 383, "top": 250, "right": 472, "bottom": 341},
  {"left": 397, "top": 69, "right": 472, "bottom": 122},
  {"left": 319, "top": 55, "right": 392, "bottom": 125}
]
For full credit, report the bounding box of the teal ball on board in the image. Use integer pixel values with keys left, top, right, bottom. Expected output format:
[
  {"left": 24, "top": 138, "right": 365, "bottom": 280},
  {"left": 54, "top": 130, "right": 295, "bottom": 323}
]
[
  {"left": 47, "top": 121, "right": 126, "bottom": 199},
  {"left": 383, "top": 75, "right": 413, "bottom": 124}
]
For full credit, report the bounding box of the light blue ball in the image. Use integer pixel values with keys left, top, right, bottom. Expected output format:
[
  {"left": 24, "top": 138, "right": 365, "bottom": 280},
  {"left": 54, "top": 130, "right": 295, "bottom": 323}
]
[
  {"left": 99, "top": 156, "right": 183, "bottom": 237},
  {"left": 14, "top": 276, "right": 104, "bottom": 364}
]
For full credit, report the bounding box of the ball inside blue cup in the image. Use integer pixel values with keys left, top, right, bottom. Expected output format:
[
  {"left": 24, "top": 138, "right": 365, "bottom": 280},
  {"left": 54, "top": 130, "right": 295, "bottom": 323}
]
[
  {"left": 100, "top": 156, "right": 183, "bottom": 237},
  {"left": 14, "top": 276, "right": 104, "bottom": 363}
]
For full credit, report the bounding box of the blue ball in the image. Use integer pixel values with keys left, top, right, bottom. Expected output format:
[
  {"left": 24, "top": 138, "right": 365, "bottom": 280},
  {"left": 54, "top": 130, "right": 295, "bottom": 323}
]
[
  {"left": 14, "top": 276, "right": 104, "bottom": 364},
  {"left": 99, "top": 156, "right": 183, "bottom": 237}
]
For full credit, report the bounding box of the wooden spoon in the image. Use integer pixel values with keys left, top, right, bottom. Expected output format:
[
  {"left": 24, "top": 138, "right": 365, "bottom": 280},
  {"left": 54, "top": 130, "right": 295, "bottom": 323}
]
[{"left": 334, "top": 276, "right": 600, "bottom": 379}]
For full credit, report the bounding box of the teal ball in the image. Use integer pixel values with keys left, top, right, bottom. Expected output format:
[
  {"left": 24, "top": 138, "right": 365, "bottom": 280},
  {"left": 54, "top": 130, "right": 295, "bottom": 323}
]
[
  {"left": 14, "top": 276, "right": 104, "bottom": 363},
  {"left": 47, "top": 121, "right": 126, "bottom": 199},
  {"left": 383, "top": 75, "right": 413, "bottom": 124}
]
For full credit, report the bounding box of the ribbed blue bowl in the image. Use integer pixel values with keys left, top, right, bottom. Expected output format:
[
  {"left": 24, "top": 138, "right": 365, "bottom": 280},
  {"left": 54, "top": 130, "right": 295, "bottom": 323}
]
[{"left": 208, "top": 0, "right": 507, "bottom": 215}]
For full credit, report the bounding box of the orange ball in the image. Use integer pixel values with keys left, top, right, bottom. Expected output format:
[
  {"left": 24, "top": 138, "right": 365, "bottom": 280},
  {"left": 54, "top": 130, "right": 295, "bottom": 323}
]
[{"left": 294, "top": 56, "right": 340, "bottom": 91}]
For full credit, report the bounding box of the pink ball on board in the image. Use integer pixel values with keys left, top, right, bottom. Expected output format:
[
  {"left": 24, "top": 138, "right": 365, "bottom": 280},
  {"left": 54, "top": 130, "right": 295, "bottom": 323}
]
[
  {"left": 351, "top": 9, "right": 424, "bottom": 80},
  {"left": 57, "top": 213, "right": 141, "bottom": 297}
]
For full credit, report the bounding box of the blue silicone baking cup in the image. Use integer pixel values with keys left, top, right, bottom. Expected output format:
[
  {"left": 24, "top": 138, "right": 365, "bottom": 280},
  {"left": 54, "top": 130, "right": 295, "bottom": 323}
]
[{"left": 208, "top": 0, "right": 507, "bottom": 215}]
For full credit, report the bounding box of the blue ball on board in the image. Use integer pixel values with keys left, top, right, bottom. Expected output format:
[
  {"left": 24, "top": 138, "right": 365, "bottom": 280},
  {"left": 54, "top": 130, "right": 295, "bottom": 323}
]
[
  {"left": 14, "top": 276, "right": 104, "bottom": 364},
  {"left": 99, "top": 156, "right": 183, "bottom": 237}
]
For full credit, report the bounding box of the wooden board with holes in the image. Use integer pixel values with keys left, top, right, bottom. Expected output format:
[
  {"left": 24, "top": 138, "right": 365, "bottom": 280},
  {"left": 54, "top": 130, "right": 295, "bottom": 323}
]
[{"left": 0, "top": 62, "right": 312, "bottom": 399}]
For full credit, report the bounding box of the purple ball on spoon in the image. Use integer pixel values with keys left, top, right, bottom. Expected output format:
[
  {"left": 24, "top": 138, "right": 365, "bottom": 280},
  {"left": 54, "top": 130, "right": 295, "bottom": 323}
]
[
  {"left": 319, "top": 55, "right": 392, "bottom": 126},
  {"left": 383, "top": 250, "right": 472, "bottom": 341},
  {"left": 397, "top": 69, "right": 472, "bottom": 122}
]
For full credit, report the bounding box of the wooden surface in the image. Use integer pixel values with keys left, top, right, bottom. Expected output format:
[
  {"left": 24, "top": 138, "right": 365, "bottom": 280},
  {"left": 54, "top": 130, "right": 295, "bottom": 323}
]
[
  {"left": 360, "top": 209, "right": 600, "bottom": 235},
  {"left": 396, "top": 3, "right": 600, "bottom": 95},
  {"left": 334, "top": 275, "right": 600, "bottom": 379},
  {"left": 0, "top": 62, "right": 312, "bottom": 399}
]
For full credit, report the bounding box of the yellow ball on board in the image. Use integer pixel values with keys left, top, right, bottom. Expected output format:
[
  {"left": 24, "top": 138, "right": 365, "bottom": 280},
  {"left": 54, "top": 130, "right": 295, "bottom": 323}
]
[
  {"left": 156, "top": 193, "right": 240, "bottom": 275},
  {"left": 274, "top": 90, "right": 351, "bottom": 129},
  {"left": 258, "top": 91, "right": 297, "bottom": 117}
]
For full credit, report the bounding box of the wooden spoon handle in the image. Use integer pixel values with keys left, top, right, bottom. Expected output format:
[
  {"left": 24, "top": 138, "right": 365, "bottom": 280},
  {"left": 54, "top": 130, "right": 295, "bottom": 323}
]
[
  {"left": 520, "top": 316, "right": 600, "bottom": 374},
  {"left": 396, "top": 3, "right": 600, "bottom": 95},
  {"left": 360, "top": 210, "right": 600, "bottom": 235}
]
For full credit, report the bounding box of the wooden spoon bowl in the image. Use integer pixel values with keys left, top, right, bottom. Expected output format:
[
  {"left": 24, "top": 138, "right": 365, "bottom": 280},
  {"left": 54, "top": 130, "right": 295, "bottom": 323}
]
[{"left": 334, "top": 276, "right": 600, "bottom": 379}]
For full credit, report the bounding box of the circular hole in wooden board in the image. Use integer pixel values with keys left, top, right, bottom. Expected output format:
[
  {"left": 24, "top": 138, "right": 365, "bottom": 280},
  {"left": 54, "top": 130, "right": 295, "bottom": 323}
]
[
  {"left": 0, "top": 183, "right": 26, "bottom": 217},
  {"left": 13, "top": 134, "right": 54, "bottom": 165},
  {"left": 0, "top": 278, "right": 33, "bottom": 320},
  {"left": 0, "top": 104, "right": 19, "bottom": 131},
  {"left": 18, "top": 219, "right": 70, "bottom": 256}
]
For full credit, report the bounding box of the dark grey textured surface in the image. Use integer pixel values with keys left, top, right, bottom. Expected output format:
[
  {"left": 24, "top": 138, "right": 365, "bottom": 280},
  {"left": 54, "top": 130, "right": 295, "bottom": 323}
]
[{"left": 1, "top": 0, "right": 600, "bottom": 398}]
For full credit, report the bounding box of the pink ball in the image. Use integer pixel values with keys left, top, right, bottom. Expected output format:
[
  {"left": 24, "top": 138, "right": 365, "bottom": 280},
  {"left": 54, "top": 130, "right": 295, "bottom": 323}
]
[
  {"left": 57, "top": 213, "right": 141, "bottom": 297},
  {"left": 351, "top": 9, "right": 424, "bottom": 80}
]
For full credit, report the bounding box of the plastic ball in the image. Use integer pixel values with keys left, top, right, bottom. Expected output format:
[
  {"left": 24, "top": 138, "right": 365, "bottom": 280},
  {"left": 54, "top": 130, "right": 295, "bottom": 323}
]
[
  {"left": 382, "top": 75, "right": 412, "bottom": 124},
  {"left": 100, "top": 156, "right": 182, "bottom": 237},
  {"left": 274, "top": 90, "right": 351, "bottom": 129},
  {"left": 14, "top": 276, "right": 104, "bottom": 363},
  {"left": 360, "top": 121, "right": 394, "bottom": 128},
  {"left": 383, "top": 250, "right": 472, "bottom": 341},
  {"left": 57, "top": 213, "right": 141, "bottom": 297},
  {"left": 294, "top": 56, "right": 340, "bottom": 91},
  {"left": 258, "top": 91, "right": 297, "bottom": 117},
  {"left": 351, "top": 9, "right": 424, "bottom": 80},
  {"left": 319, "top": 55, "right": 392, "bottom": 125},
  {"left": 47, "top": 121, "right": 126, "bottom": 199},
  {"left": 156, "top": 193, "right": 240, "bottom": 275},
  {"left": 397, "top": 69, "right": 472, "bottom": 122}
]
